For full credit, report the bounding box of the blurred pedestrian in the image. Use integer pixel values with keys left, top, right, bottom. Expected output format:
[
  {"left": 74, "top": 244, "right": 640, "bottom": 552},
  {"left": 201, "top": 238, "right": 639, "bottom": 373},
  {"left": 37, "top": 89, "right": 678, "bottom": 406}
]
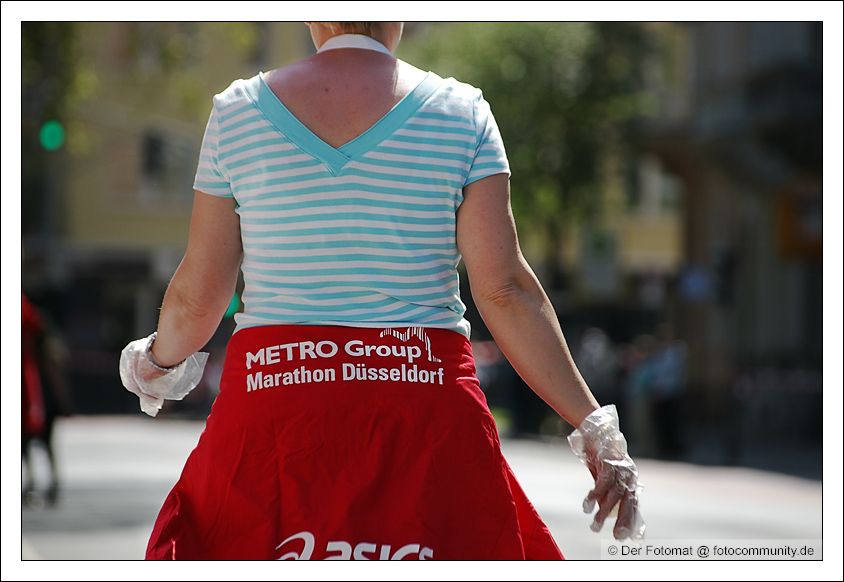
[
  {"left": 22, "top": 293, "right": 47, "bottom": 499},
  {"left": 649, "top": 323, "right": 687, "bottom": 459},
  {"left": 120, "top": 22, "right": 644, "bottom": 560},
  {"left": 22, "top": 293, "right": 74, "bottom": 505}
]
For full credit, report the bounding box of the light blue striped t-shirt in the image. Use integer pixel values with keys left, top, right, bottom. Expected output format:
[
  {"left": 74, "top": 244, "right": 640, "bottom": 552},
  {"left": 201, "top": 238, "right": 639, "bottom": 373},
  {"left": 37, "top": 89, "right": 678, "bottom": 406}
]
[{"left": 193, "top": 70, "right": 510, "bottom": 338}]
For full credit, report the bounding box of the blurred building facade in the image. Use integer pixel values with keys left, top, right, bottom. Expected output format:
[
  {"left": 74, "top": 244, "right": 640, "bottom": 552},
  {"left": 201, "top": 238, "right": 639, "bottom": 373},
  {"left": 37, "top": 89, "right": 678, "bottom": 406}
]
[
  {"left": 638, "top": 22, "right": 823, "bottom": 444},
  {"left": 22, "top": 22, "right": 314, "bottom": 413}
]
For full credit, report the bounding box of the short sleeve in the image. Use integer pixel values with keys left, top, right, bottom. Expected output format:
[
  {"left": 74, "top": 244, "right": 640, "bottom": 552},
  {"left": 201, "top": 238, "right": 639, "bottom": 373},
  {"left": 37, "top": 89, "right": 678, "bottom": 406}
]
[
  {"left": 465, "top": 92, "right": 510, "bottom": 186},
  {"left": 193, "top": 99, "right": 234, "bottom": 198}
]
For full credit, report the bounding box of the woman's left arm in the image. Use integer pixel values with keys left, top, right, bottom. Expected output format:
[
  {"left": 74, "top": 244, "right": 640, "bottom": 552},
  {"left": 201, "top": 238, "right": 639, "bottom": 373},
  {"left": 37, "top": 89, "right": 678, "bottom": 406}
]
[{"left": 148, "top": 191, "right": 242, "bottom": 368}]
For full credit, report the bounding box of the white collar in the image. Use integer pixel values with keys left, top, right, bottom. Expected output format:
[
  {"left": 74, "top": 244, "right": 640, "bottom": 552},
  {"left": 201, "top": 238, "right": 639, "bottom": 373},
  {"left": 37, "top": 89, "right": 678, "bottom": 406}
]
[{"left": 317, "top": 34, "right": 393, "bottom": 56}]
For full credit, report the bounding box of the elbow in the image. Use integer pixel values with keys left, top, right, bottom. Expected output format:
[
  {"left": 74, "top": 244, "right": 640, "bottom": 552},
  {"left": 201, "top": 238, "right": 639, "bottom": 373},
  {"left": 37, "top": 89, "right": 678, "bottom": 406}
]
[
  {"left": 473, "top": 269, "right": 544, "bottom": 314},
  {"left": 167, "top": 276, "right": 230, "bottom": 324},
  {"left": 471, "top": 256, "right": 549, "bottom": 319},
  {"left": 180, "top": 289, "right": 222, "bottom": 323},
  {"left": 476, "top": 277, "right": 527, "bottom": 310}
]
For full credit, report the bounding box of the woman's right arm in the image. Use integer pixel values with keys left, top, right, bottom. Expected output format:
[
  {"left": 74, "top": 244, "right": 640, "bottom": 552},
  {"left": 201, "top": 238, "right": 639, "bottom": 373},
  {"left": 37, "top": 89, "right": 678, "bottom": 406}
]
[{"left": 456, "top": 173, "right": 600, "bottom": 429}]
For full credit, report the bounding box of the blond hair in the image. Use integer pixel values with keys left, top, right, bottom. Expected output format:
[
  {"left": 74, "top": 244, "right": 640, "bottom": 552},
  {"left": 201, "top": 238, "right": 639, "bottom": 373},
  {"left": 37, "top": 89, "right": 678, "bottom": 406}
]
[{"left": 316, "top": 22, "right": 379, "bottom": 36}]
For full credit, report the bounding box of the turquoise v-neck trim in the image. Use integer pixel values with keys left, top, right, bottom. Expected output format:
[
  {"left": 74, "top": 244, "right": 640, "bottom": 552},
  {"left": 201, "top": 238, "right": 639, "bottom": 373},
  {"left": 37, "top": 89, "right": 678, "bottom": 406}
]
[{"left": 244, "top": 71, "right": 442, "bottom": 175}]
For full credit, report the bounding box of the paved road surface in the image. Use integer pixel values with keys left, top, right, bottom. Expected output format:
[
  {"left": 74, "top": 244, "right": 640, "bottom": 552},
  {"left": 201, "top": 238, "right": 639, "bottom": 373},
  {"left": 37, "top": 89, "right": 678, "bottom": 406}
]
[{"left": 10, "top": 415, "right": 838, "bottom": 577}]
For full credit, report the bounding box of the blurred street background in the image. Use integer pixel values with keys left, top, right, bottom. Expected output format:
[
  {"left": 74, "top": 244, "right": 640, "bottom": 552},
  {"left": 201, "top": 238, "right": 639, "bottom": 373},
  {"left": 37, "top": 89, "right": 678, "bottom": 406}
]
[{"left": 10, "top": 7, "right": 841, "bottom": 573}]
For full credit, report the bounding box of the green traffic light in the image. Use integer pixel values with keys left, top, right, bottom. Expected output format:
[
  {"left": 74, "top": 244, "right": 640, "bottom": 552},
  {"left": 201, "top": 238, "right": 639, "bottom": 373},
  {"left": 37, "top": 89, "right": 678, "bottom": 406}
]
[{"left": 39, "top": 120, "right": 65, "bottom": 151}]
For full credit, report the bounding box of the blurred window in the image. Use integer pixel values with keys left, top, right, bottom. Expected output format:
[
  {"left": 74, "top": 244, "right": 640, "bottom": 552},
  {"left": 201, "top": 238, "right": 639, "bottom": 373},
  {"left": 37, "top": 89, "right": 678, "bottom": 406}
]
[{"left": 139, "top": 130, "right": 194, "bottom": 207}]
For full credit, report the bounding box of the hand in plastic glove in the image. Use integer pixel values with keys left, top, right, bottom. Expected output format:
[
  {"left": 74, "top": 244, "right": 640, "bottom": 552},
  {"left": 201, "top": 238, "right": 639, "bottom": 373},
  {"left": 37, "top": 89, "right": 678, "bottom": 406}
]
[
  {"left": 568, "top": 404, "right": 645, "bottom": 541},
  {"left": 119, "top": 332, "right": 209, "bottom": 417}
]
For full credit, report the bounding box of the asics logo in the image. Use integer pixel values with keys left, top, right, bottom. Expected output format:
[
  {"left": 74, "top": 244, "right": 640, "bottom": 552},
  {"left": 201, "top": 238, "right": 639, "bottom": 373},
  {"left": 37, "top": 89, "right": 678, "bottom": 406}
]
[{"left": 276, "top": 531, "right": 434, "bottom": 560}]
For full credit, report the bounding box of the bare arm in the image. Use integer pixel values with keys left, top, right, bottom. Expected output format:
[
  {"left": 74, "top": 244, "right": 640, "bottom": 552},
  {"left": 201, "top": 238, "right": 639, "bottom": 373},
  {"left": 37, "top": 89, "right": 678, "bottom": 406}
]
[
  {"left": 456, "top": 174, "right": 599, "bottom": 429},
  {"left": 149, "top": 191, "right": 242, "bottom": 367}
]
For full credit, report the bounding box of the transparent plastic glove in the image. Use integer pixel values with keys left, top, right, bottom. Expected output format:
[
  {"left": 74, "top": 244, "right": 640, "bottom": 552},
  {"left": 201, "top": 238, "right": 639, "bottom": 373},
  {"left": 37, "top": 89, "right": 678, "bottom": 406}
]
[
  {"left": 119, "top": 334, "right": 209, "bottom": 417},
  {"left": 568, "top": 404, "right": 646, "bottom": 541}
]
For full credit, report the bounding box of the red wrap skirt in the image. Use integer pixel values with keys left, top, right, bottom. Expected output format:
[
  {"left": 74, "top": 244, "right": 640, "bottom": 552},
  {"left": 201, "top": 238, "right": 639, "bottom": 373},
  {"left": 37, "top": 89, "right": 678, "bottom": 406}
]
[{"left": 146, "top": 325, "right": 563, "bottom": 560}]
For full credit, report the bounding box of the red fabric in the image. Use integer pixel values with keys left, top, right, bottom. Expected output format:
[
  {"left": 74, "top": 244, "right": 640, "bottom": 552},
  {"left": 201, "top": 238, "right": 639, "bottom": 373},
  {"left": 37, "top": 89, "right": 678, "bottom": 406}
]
[
  {"left": 146, "top": 325, "right": 563, "bottom": 560},
  {"left": 22, "top": 294, "right": 45, "bottom": 437}
]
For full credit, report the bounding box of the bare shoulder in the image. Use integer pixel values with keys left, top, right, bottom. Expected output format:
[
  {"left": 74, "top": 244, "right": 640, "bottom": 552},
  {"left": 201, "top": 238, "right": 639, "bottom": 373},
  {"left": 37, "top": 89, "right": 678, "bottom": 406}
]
[{"left": 262, "top": 58, "right": 315, "bottom": 90}]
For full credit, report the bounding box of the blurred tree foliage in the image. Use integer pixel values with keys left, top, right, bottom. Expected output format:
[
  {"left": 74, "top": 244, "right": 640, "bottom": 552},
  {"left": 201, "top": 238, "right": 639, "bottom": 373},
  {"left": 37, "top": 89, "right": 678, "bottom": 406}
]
[
  {"left": 22, "top": 23, "right": 81, "bottom": 121},
  {"left": 399, "top": 22, "right": 654, "bottom": 260},
  {"left": 118, "top": 22, "right": 262, "bottom": 120}
]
